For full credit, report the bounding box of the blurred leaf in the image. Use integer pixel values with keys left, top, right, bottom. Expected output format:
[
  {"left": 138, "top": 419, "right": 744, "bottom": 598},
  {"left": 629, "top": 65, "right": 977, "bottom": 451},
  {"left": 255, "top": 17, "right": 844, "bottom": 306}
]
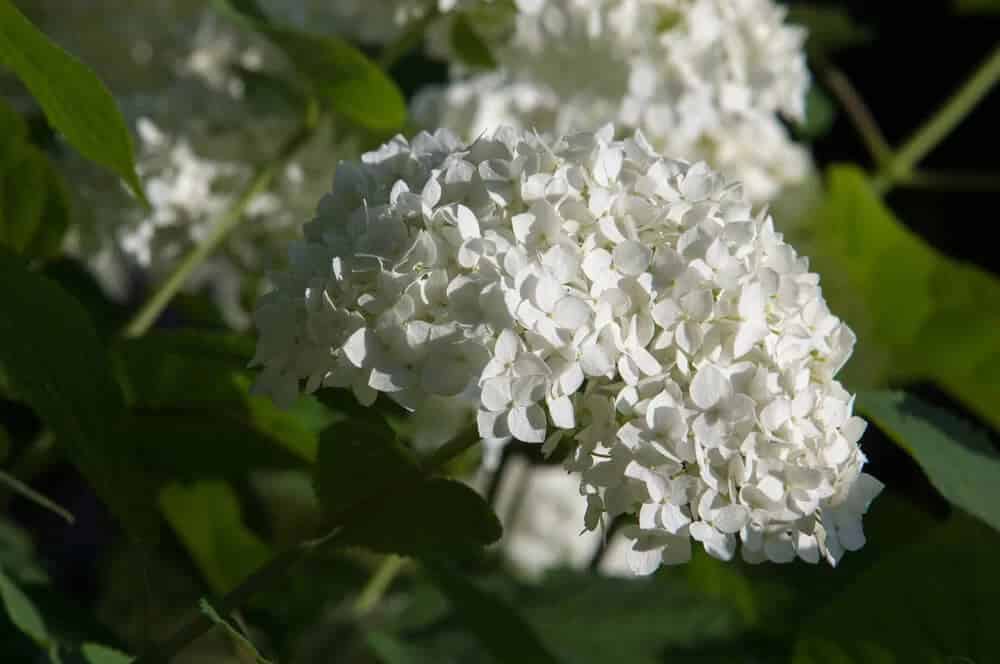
[
  {"left": 80, "top": 643, "right": 133, "bottom": 664},
  {"left": 450, "top": 14, "right": 498, "bottom": 69},
  {"left": 807, "top": 166, "right": 1000, "bottom": 432},
  {"left": 366, "top": 630, "right": 439, "bottom": 664},
  {"left": 115, "top": 331, "right": 322, "bottom": 464},
  {"left": 787, "top": 5, "right": 873, "bottom": 58},
  {"left": 857, "top": 390, "right": 1000, "bottom": 532},
  {"left": 42, "top": 259, "right": 125, "bottom": 339},
  {"left": 422, "top": 561, "right": 561, "bottom": 664},
  {"left": 795, "top": 84, "right": 836, "bottom": 141},
  {"left": 0, "top": 249, "right": 156, "bottom": 540},
  {"left": 793, "top": 516, "right": 1000, "bottom": 663},
  {"left": 0, "top": 99, "right": 71, "bottom": 260},
  {"left": 0, "top": 520, "right": 48, "bottom": 585},
  {"left": 200, "top": 599, "right": 273, "bottom": 663},
  {"left": 0, "top": 422, "right": 8, "bottom": 462},
  {"left": 954, "top": 0, "right": 1000, "bottom": 13},
  {"left": 218, "top": 0, "right": 407, "bottom": 131},
  {"left": 0, "top": 0, "right": 146, "bottom": 204},
  {"left": 159, "top": 481, "right": 272, "bottom": 595},
  {"left": 0, "top": 566, "right": 49, "bottom": 647}
]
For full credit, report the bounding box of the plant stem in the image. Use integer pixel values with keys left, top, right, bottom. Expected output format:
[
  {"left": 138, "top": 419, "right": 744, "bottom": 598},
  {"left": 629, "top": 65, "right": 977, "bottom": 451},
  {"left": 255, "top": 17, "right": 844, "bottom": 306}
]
[
  {"left": 134, "top": 431, "right": 482, "bottom": 664},
  {"left": 897, "top": 168, "right": 1000, "bottom": 192},
  {"left": 123, "top": 121, "right": 316, "bottom": 338},
  {"left": 821, "top": 65, "right": 892, "bottom": 166},
  {"left": 873, "top": 43, "right": 1000, "bottom": 195},
  {"left": 352, "top": 555, "right": 406, "bottom": 617}
]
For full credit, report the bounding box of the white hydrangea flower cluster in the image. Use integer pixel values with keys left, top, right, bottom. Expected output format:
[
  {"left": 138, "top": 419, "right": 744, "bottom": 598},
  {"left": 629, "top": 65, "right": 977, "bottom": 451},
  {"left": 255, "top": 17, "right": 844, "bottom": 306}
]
[
  {"left": 253, "top": 125, "right": 881, "bottom": 572},
  {"left": 414, "top": 0, "right": 812, "bottom": 203}
]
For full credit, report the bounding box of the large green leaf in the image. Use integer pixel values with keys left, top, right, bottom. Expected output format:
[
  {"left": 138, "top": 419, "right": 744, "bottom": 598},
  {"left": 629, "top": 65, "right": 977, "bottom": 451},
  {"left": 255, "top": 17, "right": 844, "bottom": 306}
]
[
  {"left": 315, "top": 420, "right": 501, "bottom": 556},
  {"left": 218, "top": 0, "right": 407, "bottom": 131},
  {"left": 805, "top": 166, "right": 1000, "bottom": 431},
  {"left": 856, "top": 390, "right": 1000, "bottom": 533},
  {"left": 449, "top": 14, "right": 498, "bottom": 69},
  {"left": 0, "top": 0, "right": 146, "bottom": 204},
  {"left": 81, "top": 643, "right": 134, "bottom": 664},
  {"left": 793, "top": 516, "right": 1000, "bottom": 664},
  {"left": 0, "top": 249, "right": 156, "bottom": 539},
  {"left": 422, "top": 562, "right": 561, "bottom": 664},
  {"left": 159, "top": 481, "right": 272, "bottom": 595}
]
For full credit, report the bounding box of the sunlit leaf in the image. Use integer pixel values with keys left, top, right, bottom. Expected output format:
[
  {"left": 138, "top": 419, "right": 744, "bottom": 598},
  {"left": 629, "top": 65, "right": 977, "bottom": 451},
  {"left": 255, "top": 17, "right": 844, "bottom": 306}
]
[
  {"left": 804, "top": 166, "right": 1000, "bottom": 432},
  {"left": 159, "top": 481, "right": 272, "bottom": 595},
  {"left": 0, "top": 0, "right": 146, "bottom": 203},
  {"left": 200, "top": 599, "right": 274, "bottom": 663},
  {"left": 857, "top": 390, "right": 1000, "bottom": 532},
  {"left": 81, "top": 643, "right": 133, "bottom": 664}
]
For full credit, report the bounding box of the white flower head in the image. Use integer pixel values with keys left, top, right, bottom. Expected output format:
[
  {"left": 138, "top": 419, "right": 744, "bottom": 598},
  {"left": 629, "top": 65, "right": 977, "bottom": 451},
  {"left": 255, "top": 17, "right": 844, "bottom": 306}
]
[
  {"left": 253, "top": 124, "right": 880, "bottom": 571},
  {"left": 415, "top": 0, "right": 813, "bottom": 203}
]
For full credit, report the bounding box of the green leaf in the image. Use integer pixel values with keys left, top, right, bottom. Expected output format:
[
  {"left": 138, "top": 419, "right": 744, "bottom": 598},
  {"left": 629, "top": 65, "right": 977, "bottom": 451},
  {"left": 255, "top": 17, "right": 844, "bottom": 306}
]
[
  {"left": 787, "top": 5, "right": 874, "bottom": 58},
  {"left": 804, "top": 166, "right": 1000, "bottom": 432},
  {"left": 339, "top": 479, "right": 501, "bottom": 556},
  {"left": 315, "top": 418, "right": 501, "bottom": 556},
  {"left": 794, "top": 84, "right": 836, "bottom": 141},
  {"left": 115, "top": 331, "right": 323, "bottom": 464},
  {"left": 218, "top": 0, "right": 407, "bottom": 131},
  {"left": 792, "top": 516, "right": 1000, "bottom": 664},
  {"left": 366, "top": 630, "right": 439, "bottom": 664},
  {"left": 450, "top": 14, "right": 498, "bottom": 69},
  {"left": 0, "top": 0, "right": 146, "bottom": 204},
  {"left": 0, "top": 99, "right": 71, "bottom": 259},
  {"left": 159, "top": 481, "right": 272, "bottom": 595},
  {"left": 200, "top": 599, "right": 274, "bottom": 663},
  {"left": 422, "top": 561, "right": 562, "bottom": 664},
  {"left": 0, "top": 249, "right": 156, "bottom": 539},
  {"left": 856, "top": 390, "right": 1000, "bottom": 533},
  {"left": 314, "top": 417, "right": 421, "bottom": 517},
  {"left": 0, "top": 566, "right": 49, "bottom": 647},
  {"left": 80, "top": 643, "right": 133, "bottom": 664}
]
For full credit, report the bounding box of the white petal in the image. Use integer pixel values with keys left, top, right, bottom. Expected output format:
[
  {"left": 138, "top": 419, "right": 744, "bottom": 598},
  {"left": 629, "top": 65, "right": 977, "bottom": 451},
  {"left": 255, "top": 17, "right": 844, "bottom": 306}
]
[
  {"left": 508, "top": 405, "right": 547, "bottom": 443},
  {"left": 547, "top": 395, "right": 576, "bottom": 429},
  {"left": 613, "top": 240, "right": 652, "bottom": 276},
  {"left": 690, "top": 364, "right": 731, "bottom": 410},
  {"left": 714, "top": 504, "right": 749, "bottom": 534},
  {"left": 456, "top": 204, "right": 481, "bottom": 239},
  {"left": 343, "top": 327, "right": 373, "bottom": 368}
]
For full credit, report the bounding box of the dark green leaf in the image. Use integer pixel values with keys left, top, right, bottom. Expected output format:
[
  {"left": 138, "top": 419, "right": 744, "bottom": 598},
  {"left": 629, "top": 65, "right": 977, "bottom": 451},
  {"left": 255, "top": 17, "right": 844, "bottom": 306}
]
[
  {"left": 856, "top": 390, "right": 1000, "bottom": 532},
  {"left": 793, "top": 516, "right": 1000, "bottom": 664},
  {"left": 954, "top": 0, "right": 1000, "bottom": 14},
  {"left": 0, "top": 249, "right": 156, "bottom": 539},
  {"left": 159, "top": 481, "right": 272, "bottom": 595},
  {"left": 80, "top": 643, "right": 133, "bottom": 664},
  {"left": 366, "top": 630, "right": 439, "bottom": 664},
  {"left": 0, "top": 0, "right": 146, "bottom": 203},
  {"left": 795, "top": 84, "right": 836, "bottom": 141},
  {"left": 422, "top": 561, "right": 561, "bottom": 664},
  {"left": 339, "top": 479, "right": 501, "bottom": 556},
  {"left": 218, "top": 0, "right": 407, "bottom": 131},
  {"left": 450, "top": 14, "right": 498, "bottom": 69},
  {"left": 0, "top": 470, "right": 74, "bottom": 524},
  {"left": 315, "top": 416, "right": 421, "bottom": 518},
  {"left": 0, "top": 566, "right": 49, "bottom": 647}
]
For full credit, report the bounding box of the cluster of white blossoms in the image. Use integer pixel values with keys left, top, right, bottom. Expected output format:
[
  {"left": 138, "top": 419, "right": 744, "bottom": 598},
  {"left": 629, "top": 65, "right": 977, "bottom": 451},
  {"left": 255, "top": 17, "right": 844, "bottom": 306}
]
[
  {"left": 414, "top": 0, "right": 812, "bottom": 203},
  {"left": 253, "top": 124, "right": 881, "bottom": 572}
]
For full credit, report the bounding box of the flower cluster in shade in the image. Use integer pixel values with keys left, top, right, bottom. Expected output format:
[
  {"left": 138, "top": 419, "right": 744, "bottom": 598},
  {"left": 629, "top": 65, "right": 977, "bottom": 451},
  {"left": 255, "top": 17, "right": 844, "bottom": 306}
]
[
  {"left": 415, "top": 0, "right": 812, "bottom": 203},
  {"left": 252, "top": 124, "right": 881, "bottom": 572}
]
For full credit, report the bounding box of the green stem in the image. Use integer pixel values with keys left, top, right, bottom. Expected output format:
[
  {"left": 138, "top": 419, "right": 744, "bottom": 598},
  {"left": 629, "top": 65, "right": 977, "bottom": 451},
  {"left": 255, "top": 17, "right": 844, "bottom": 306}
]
[
  {"left": 896, "top": 168, "right": 1000, "bottom": 192},
  {"left": 123, "top": 121, "right": 316, "bottom": 338},
  {"left": 821, "top": 65, "right": 892, "bottom": 166},
  {"left": 352, "top": 555, "right": 407, "bottom": 617},
  {"left": 873, "top": 43, "right": 1000, "bottom": 195},
  {"left": 0, "top": 469, "right": 74, "bottom": 523},
  {"left": 134, "top": 431, "right": 481, "bottom": 664}
]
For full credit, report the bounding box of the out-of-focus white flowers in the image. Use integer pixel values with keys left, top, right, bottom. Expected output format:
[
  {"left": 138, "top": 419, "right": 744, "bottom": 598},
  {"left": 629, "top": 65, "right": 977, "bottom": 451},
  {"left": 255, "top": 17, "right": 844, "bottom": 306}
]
[
  {"left": 415, "top": 0, "right": 813, "bottom": 203},
  {"left": 30, "top": 4, "right": 338, "bottom": 327},
  {"left": 253, "top": 124, "right": 880, "bottom": 572}
]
